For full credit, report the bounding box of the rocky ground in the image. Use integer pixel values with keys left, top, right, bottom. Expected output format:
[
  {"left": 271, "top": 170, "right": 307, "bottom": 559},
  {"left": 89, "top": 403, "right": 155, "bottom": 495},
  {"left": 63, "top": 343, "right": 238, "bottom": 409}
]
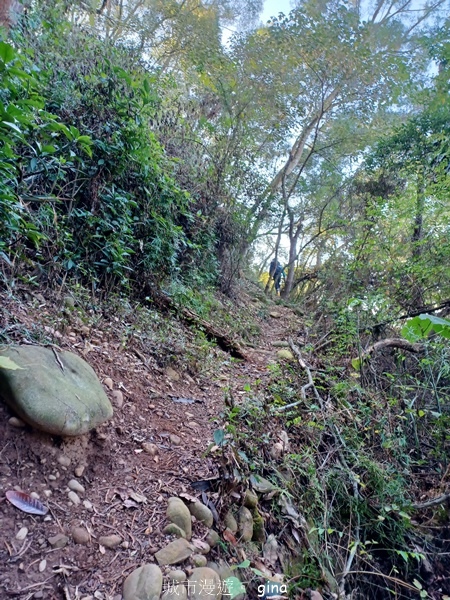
[{"left": 0, "top": 286, "right": 305, "bottom": 600}]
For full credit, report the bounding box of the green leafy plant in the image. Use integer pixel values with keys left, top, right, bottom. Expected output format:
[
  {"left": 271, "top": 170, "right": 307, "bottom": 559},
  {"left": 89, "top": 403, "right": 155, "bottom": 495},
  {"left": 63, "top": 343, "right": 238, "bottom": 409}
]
[{"left": 402, "top": 313, "right": 450, "bottom": 342}]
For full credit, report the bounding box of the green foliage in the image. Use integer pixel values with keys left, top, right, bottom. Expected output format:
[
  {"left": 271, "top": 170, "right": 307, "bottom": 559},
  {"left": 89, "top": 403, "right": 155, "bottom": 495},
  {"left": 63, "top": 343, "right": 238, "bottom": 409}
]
[
  {"left": 223, "top": 576, "right": 246, "bottom": 599},
  {"left": 0, "top": 40, "right": 91, "bottom": 256},
  {"left": 402, "top": 313, "right": 450, "bottom": 342},
  {"left": 0, "top": 11, "right": 221, "bottom": 293}
]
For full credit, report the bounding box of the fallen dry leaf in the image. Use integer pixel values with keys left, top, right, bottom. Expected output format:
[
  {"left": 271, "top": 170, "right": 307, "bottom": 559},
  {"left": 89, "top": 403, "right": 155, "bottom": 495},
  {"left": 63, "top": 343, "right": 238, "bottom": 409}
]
[
  {"left": 128, "top": 490, "right": 147, "bottom": 503},
  {"left": 222, "top": 529, "right": 238, "bottom": 545},
  {"left": 5, "top": 490, "right": 48, "bottom": 515}
]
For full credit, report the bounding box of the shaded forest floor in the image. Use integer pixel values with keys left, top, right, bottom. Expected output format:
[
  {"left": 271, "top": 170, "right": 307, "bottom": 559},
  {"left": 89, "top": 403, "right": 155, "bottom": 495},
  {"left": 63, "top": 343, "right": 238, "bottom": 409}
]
[{"left": 0, "top": 283, "right": 302, "bottom": 599}]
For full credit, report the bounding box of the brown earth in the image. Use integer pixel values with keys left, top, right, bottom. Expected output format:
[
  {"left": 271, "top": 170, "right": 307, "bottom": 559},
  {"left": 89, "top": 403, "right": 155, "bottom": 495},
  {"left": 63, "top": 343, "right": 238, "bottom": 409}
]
[{"left": 0, "top": 287, "right": 302, "bottom": 600}]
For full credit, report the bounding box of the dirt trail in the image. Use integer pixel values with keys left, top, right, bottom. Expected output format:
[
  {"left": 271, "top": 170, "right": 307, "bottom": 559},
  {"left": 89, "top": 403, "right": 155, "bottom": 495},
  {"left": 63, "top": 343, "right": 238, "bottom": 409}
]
[{"left": 0, "top": 291, "right": 301, "bottom": 599}]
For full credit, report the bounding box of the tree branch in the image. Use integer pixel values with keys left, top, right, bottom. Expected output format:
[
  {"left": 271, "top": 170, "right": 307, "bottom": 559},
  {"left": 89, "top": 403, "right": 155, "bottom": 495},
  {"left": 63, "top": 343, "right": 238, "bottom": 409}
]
[
  {"left": 412, "top": 493, "right": 450, "bottom": 510},
  {"left": 358, "top": 338, "right": 422, "bottom": 361}
]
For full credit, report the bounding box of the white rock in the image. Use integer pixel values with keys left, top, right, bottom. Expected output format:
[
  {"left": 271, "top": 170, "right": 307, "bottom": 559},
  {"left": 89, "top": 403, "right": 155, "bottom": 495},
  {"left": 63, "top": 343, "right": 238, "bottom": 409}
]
[
  {"left": 57, "top": 455, "right": 71, "bottom": 467},
  {"left": 112, "top": 390, "right": 124, "bottom": 408},
  {"left": 68, "top": 491, "right": 81, "bottom": 505},
  {"left": 68, "top": 479, "right": 85, "bottom": 494},
  {"left": 39, "top": 559, "right": 47, "bottom": 572},
  {"left": 104, "top": 377, "right": 113, "bottom": 390},
  {"left": 16, "top": 527, "right": 28, "bottom": 541}
]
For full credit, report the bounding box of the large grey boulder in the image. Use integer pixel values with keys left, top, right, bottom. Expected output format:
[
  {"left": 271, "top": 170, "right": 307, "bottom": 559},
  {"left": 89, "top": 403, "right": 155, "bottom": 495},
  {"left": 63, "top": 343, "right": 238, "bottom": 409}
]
[{"left": 0, "top": 346, "right": 113, "bottom": 436}]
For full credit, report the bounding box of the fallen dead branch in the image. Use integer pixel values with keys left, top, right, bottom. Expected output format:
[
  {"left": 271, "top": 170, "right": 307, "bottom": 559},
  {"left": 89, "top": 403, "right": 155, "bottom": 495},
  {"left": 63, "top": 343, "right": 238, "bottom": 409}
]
[
  {"left": 412, "top": 492, "right": 450, "bottom": 510},
  {"left": 276, "top": 339, "right": 321, "bottom": 412},
  {"left": 144, "top": 285, "right": 249, "bottom": 360},
  {"left": 355, "top": 338, "right": 423, "bottom": 364}
]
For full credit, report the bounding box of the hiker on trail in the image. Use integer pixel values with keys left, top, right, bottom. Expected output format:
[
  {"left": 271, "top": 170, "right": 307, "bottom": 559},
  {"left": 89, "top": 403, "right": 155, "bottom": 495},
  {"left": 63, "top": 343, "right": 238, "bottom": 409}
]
[{"left": 269, "top": 259, "right": 286, "bottom": 294}]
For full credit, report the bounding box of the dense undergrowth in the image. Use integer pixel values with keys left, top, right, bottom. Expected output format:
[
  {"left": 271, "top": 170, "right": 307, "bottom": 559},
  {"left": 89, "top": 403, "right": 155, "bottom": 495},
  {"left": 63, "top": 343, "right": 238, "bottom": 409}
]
[
  {"left": 215, "top": 296, "right": 450, "bottom": 599},
  {"left": 1, "top": 7, "right": 224, "bottom": 296}
]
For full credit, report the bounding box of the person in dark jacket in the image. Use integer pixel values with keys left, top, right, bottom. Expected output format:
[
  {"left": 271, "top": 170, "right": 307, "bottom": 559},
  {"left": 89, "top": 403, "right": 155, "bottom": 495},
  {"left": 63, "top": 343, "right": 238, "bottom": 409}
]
[{"left": 269, "top": 259, "right": 286, "bottom": 294}]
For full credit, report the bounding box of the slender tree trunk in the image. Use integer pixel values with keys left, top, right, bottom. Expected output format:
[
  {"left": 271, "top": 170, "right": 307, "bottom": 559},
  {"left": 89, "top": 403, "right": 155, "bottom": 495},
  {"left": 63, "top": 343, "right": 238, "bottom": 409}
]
[
  {"left": 411, "top": 168, "right": 425, "bottom": 260},
  {"left": 281, "top": 210, "right": 302, "bottom": 298},
  {"left": 410, "top": 167, "right": 426, "bottom": 308}
]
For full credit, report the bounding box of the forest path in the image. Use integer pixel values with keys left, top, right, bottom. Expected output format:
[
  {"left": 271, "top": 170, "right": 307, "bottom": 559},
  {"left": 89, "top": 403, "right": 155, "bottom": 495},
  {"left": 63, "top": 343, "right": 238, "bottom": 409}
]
[{"left": 0, "top": 289, "right": 302, "bottom": 599}]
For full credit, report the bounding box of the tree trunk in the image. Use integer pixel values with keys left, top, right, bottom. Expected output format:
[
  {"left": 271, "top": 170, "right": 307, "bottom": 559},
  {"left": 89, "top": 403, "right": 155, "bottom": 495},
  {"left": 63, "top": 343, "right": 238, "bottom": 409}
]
[
  {"left": 281, "top": 210, "right": 302, "bottom": 298},
  {"left": 0, "top": 0, "right": 25, "bottom": 32},
  {"left": 411, "top": 168, "right": 425, "bottom": 260},
  {"left": 410, "top": 167, "right": 425, "bottom": 308}
]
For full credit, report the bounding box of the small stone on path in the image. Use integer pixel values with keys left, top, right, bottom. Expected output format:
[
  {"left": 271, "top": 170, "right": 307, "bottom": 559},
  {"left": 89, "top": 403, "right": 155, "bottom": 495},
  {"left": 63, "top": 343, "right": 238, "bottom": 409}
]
[
  {"left": 205, "top": 530, "right": 220, "bottom": 548},
  {"left": 167, "top": 497, "right": 192, "bottom": 539},
  {"left": 276, "top": 349, "right": 294, "bottom": 360},
  {"left": 57, "top": 455, "right": 71, "bottom": 467},
  {"left": 103, "top": 377, "right": 113, "bottom": 390},
  {"left": 238, "top": 506, "right": 253, "bottom": 542},
  {"left": 167, "top": 570, "right": 186, "bottom": 583},
  {"left": 223, "top": 511, "right": 238, "bottom": 534},
  {"left": 188, "top": 567, "right": 221, "bottom": 599},
  {"left": 154, "top": 538, "right": 194, "bottom": 565},
  {"left": 15, "top": 527, "right": 28, "bottom": 541},
  {"left": 68, "top": 479, "right": 85, "bottom": 494},
  {"left": 112, "top": 390, "right": 123, "bottom": 407},
  {"left": 99, "top": 534, "right": 122, "bottom": 549},
  {"left": 192, "top": 554, "right": 207, "bottom": 567},
  {"left": 48, "top": 534, "right": 69, "bottom": 548},
  {"left": 165, "top": 367, "right": 180, "bottom": 382},
  {"left": 123, "top": 564, "right": 163, "bottom": 600},
  {"left": 72, "top": 526, "right": 90, "bottom": 545},
  {"left": 243, "top": 489, "right": 258, "bottom": 509},
  {"left": 9, "top": 417, "right": 25, "bottom": 428},
  {"left": 188, "top": 502, "right": 214, "bottom": 528},
  {"left": 163, "top": 523, "right": 186, "bottom": 538},
  {"left": 68, "top": 491, "right": 81, "bottom": 505},
  {"left": 142, "top": 442, "right": 158, "bottom": 455}
]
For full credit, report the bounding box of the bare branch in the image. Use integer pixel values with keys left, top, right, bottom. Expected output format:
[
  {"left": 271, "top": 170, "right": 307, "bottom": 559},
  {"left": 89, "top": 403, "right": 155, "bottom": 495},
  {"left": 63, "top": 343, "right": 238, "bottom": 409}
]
[
  {"left": 412, "top": 493, "right": 450, "bottom": 509},
  {"left": 358, "top": 338, "right": 423, "bottom": 362}
]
